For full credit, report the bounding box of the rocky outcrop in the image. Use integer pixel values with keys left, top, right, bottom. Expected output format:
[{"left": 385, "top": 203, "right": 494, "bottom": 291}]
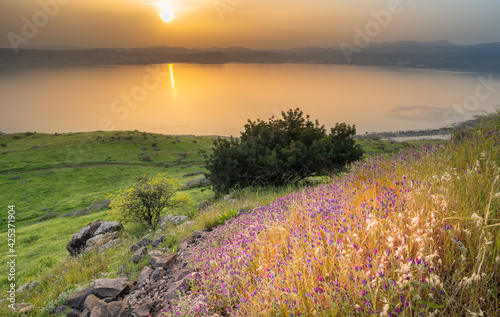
[
  {"left": 158, "top": 215, "right": 188, "bottom": 229},
  {"left": 64, "top": 229, "right": 211, "bottom": 317},
  {"left": 66, "top": 221, "right": 121, "bottom": 256}
]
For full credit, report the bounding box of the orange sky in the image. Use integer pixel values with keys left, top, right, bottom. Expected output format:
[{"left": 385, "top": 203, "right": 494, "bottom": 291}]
[{"left": 1, "top": 0, "right": 500, "bottom": 49}]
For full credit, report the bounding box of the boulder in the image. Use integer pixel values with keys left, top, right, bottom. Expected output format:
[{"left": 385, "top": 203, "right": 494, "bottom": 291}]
[
  {"left": 94, "top": 278, "right": 129, "bottom": 298},
  {"left": 65, "top": 309, "right": 82, "bottom": 317},
  {"left": 159, "top": 215, "right": 188, "bottom": 228},
  {"left": 149, "top": 253, "right": 177, "bottom": 270},
  {"left": 136, "top": 266, "right": 152, "bottom": 286},
  {"left": 53, "top": 305, "right": 71, "bottom": 316},
  {"left": 86, "top": 232, "right": 119, "bottom": 249},
  {"left": 17, "top": 280, "right": 39, "bottom": 293},
  {"left": 173, "top": 268, "right": 192, "bottom": 282},
  {"left": 150, "top": 267, "right": 165, "bottom": 280},
  {"left": 66, "top": 221, "right": 104, "bottom": 256},
  {"left": 151, "top": 235, "right": 165, "bottom": 248},
  {"left": 84, "top": 294, "right": 106, "bottom": 311},
  {"left": 198, "top": 201, "right": 210, "bottom": 212},
  {"left": 78, "top": 309, "right": 91, "bottom": 317},
  {"left": 67, "top": 287, "right": 95, "bottom": 309},
  {"left": 94, "top": 221, "right": 121, "bottom": 236},
  {"left": 130, "top": 239, "right": 152, "bottom": 253},
  {"left": 132, "top": 302, "right": 154, "bottom": 317},
  {"left": 131, "top": 246, "right": 148, "bottom": 264},
  {"left": 13, "top": 303, "right": 32, "bottom": 314},
  {"left": 97, "top": 238, "right": 121, "bottom": 253},
  {"left": 98, "top": 301, "right": 123, "bottom": 317}
]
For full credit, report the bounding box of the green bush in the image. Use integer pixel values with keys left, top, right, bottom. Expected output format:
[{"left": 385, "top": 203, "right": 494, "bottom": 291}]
[
  {"left": 205, "top": 108, "right": 363, "bottom": 195},
  {"left": 107, "top": 174, "right": 190, "bottom": 229}
]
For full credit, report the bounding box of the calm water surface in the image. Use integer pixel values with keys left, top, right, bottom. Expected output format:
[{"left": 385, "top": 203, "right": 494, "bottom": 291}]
[{"left": 1, "top": 63, "right": 499, "bottom": 135}]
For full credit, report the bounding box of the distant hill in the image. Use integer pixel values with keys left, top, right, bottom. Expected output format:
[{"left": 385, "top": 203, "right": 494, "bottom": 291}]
[{"left": 1, "top": 41, "right": 500, "bottom": 72}]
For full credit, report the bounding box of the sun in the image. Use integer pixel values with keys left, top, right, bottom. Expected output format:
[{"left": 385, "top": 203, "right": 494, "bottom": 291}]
[{"left": 160, "top": 6, "right": 174, "bottom": 22}]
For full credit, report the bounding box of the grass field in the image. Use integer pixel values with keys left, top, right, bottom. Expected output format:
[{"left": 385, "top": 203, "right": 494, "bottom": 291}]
[{"left": 0, "top": 129, "right": 441, "bottom": 314}]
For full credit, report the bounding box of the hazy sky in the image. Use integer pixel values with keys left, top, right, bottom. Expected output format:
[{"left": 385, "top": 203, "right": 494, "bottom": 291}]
[{"left": 1, "top": 0, "right": 500, "bottom": 49}]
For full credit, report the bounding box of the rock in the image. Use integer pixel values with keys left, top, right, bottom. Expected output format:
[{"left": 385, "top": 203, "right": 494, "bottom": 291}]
[
  {"left": 179, "top": 221, "right": 196, "bottom": 228},
  {"left": 136, "top": 266, "right": 153, "bottom": 286},
  {"left": 78, "top": 309, "right": 90, "bottom": 317},
  {"left": 159, "top": 215, "right": 188, "bottom": 228},
  {"left": 149, "top": 253, "right": 177, "bottom": 270},
  {"left": 192, "top": 231, "right": 202, "bottom": 240},
  {"left": 165, "top": 277, "right": 191, "bottom": 301},
  {"left": 130, "top": 239, "right": 152, "bottom": 253},
  {"left": 98, "top": 238, "right": 121, "bottom": 253},
  {"left": 151, "top": 235, "right": 165, "bottom": 248},
  {"left": 117, "top": 265, "right": 127, "bottom": 277},
  {"left": 98, "top": 301, "right": 123, "bottom": 317},
  {"left": 150, "top": 267, "right": 165, "bottom": 280},
  {"left": 173, "top": 268, "right": 192, "bottom": 282},
  {"left": 198, "top": 201, "right": 210, "bottom": 211},
  {"left": 54, "top": 305, "right": 71, "bottom": 316},
  {"left": 131, "top": 246, "right": 148, "bottom": 264},
  {"left": 94, "top": 221, "right": 121, "bottom": 236},
  {"left": 67, "top": 287, "right": 95, "bottom": 309},
  {"left": 223, "top": 194, "right": 231, "bottom": 201},
  {"left": 9, "top": 175, "right": 21, "bottom": 180},
  {"left": 84, "top": 294, "right": 106, "bottom": 311},
  {"left": 17, "top": 280, "right": 39, "bottom": 293},
  {"left": 13, "top": 303, "right": 32, "bottom": 313},
  {"left": 86, "top": 232, "right": 119, "bottom": 249},
  {"left": 227, "top": 199, "right": 237, "bottom": 204},
  {"left": 66, "top": 220, "right": 104, "bottom": 256},
  {"left": 132, "top": 302, "right": 154, "bottom": 317},
  {"left": 94, "top": 278, "right": 129, "bottom": 298},
  {"left": 179, "top": 242, "right": 189, "bottom": 252},
  {"left": 66, "top": 309, "right": 82, "bottom": 317}
]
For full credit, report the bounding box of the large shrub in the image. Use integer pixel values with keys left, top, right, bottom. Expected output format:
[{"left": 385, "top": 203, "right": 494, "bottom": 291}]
[
  {"left": 108, "top": 174, "right": 190, "bottom": 229},
  {"left": 205, "top": 108, "right": 363, "bottom": 195}
]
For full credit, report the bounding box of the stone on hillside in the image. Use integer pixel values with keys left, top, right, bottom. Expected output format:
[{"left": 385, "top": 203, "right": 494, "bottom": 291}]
[
  {"left": 65, "top": 309, "right": 82, "bottom": 317},
  {"left": 94, "top": 278, "right": 129, "bottom": 298},
  {"left": 159, "top": 215, "right": 188, "bottom": 228},
  {"left": 130, "top": 239, "right": 151, "bottom": 253},
  {"left": 192, "top": 231, "right": 202, "bottom": 240},
  {"left": 66, "top": 220, "right": 104, "bottom": 256},
  {"left": 132, "top": 302, "right": 154, "bottom": 317},
  {"left": 198, "top": 201, "right": 210, "bottom": 211},
  {"left": 86, "top": 232, "right": 118, "bottom": 249},
  {"left": 53, "top": 305, "right": 71, "bottom": 316},
  {"left": 13, "top": 303, "right": 32, "bottom": 314},
  {"left": 173, "top": 268, "right": 191, "bottom": 282},
  {"left": 17, "top": 280, "right": 39, "bottom": 293},
  {"left": 67, "top": 286, "right": 95, "bottom": 309},
  {"left": 149, "top": 253, "right": 177, "bottom": 270},
  {"left": 131, "top": 246, "right": 148, "bottom": 264},
  {"left": 136, "top": 266, "right": 152, "bottom": 286},
  {"left": 84, "top": 294, "right": 106, "bottom": 311},
  {"left": 94, "top": 221, "right": 121, "bottom": 236},
  {"left": 150, "top": 267, "right": 165, "bottom": 280},
  {"left": 78, "top": 309, "right": 91, "bottom": 317},
  {"left": 151, "top": 235, "right": 165, "bottom": 248},
  {"left": 97, "top": 301, "right": 123, "bottom": 317},
  {"left": 97, "top": 238, "right": 121, "bottom": 253}
]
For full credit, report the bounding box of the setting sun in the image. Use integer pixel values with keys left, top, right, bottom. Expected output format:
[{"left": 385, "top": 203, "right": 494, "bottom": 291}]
[{"left": 159, "top": 3, "right": 174, "bottom": 22}]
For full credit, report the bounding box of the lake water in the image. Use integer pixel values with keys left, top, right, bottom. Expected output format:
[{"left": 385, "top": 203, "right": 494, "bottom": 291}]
[{"left": 1, "top": 63, "right": 499, "bottom": 136}]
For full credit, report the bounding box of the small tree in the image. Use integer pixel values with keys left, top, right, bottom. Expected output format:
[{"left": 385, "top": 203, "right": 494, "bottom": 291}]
[
  {"left": 205, "top": 108, "right": 363, "bottom": 195},
  {"left": 108, "top": 174, "right": 190, "bottom": 229}
]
